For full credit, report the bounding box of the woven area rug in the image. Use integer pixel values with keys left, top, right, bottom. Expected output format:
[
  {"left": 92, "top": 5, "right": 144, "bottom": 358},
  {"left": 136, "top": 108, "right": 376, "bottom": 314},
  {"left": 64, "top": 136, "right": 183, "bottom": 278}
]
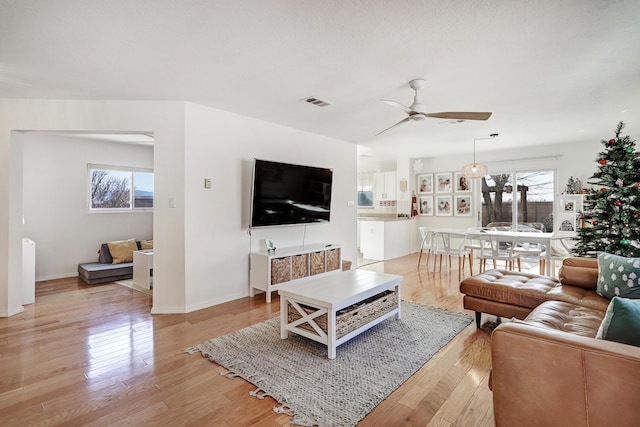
[{"left": 186, "top": 302, "right": 472, "bottom": 427}]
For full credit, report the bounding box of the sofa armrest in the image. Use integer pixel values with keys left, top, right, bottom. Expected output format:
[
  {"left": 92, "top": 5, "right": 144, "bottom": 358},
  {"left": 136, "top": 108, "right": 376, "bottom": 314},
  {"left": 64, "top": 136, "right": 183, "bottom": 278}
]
[
  {"left": 558, "top": 256, "right": 598, "bottom": 289},
  {"left": 491, "top": 322, "right": 640, "bottom": 427}
]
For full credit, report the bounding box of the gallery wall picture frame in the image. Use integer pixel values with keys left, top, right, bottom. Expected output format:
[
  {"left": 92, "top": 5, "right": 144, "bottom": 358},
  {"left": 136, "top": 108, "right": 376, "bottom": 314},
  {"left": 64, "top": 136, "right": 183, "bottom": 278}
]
[
  {"left": 419, "top": 195, "right": 433, "bottom": 216},
  {"left": 561, "top": 199, "right": 575, "bottom": 212},
  {"left": 435, "top": 172, "right": 453, "bottom": 193},
  {"left": 559, "top": 195, "right": 583, "bottom": 213},
  {"left": 557, "top": 213, "right": 579, "bottom": 236},
  {"left": 454, "top": 172, "right": 471, "bottom": 193},
  {"left": 435, "top": 195, "right": 453, "bottom": 216},
  {"left": 417, "top": 174, "right": 433, "bottom": 194},
  {"left": 454, "top": 195, "right": 472, "bottom": 217}
]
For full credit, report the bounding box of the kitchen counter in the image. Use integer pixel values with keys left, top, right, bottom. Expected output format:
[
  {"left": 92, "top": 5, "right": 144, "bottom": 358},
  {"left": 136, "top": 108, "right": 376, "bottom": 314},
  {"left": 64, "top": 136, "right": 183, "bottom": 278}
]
[
  {"left": 358, "top": 217, "right": 414, "bottom": 261},
  {"left": 358, "top": 215, "right": 412, "bottom": 222}
]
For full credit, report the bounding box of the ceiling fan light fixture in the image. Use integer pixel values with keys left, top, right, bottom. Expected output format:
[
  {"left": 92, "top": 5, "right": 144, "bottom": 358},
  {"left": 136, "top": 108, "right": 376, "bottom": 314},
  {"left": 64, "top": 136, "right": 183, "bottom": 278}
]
[{"left": 375, "top": 78, "right": 493, "bottom": 135}]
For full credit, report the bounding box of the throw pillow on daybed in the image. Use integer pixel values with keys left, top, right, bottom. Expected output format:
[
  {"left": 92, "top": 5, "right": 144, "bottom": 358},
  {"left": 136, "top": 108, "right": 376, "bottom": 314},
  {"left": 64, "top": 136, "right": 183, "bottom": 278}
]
[
  {"left": 98, "top": 243, "right": 114, "bottom": 263},
  {"left": 597, "top": 252, "right": 640, "bottom": 299},
  {"left": 140, "top": 239, "right": 153, "bottom": 250},
  {"left": 596, "top": 296, "right": 640, "bottom": 347},
  {"left": 107, "top": 238, "right": 138, "bottom": 264}
]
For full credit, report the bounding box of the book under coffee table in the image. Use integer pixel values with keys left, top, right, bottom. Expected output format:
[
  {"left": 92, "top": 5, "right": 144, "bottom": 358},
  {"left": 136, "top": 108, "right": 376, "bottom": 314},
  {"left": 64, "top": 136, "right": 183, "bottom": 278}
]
[{"left": 279, "top": 269, "right": 402, "bottom": 359}]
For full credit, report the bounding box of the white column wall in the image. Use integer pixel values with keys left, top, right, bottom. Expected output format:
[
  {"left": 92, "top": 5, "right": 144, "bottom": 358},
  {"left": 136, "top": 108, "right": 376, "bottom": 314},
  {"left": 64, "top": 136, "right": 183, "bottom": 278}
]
[
  {"left": 0, "top": 99, "right": 357, "bottom": 316},
  {"left": 0, "top": 99, "right": 186, "bottom": 316},
  {"left": 183, "top": 102, "right": 357, "bottom": 311}
]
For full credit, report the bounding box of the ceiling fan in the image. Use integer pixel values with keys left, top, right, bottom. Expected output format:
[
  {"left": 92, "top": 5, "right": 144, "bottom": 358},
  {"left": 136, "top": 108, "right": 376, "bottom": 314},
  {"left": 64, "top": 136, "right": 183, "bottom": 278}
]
[{"left": 376, "top": 79, "right": 492, "bottom": 136}]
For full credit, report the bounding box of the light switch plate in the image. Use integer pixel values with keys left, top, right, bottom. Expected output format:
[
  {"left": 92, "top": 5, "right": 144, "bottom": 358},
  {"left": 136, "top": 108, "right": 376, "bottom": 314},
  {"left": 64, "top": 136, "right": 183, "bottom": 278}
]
[{"left": 204, "top": 178, "right": 212, "bottom": 189}]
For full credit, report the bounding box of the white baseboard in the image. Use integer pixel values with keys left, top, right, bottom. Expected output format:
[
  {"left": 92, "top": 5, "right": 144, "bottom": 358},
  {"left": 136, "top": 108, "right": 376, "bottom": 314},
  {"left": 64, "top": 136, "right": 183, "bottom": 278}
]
[
  {"left": 0, "top": 305, "right": 25, "bottom": 317},
  {"left": 150, "top": 306, "right": 187, "bottom": 314},
  {"left": 36, "top": 272, "right": 78, "bottom": 282},
  {"left": 150, "top": 292, "right": 247, "bottom": 314}
]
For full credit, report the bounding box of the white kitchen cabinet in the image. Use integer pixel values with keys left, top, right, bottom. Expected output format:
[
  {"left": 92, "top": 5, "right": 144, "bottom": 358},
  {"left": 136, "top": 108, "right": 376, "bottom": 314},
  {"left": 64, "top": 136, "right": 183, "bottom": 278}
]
[
  {"left": 359, "top": 218, "right": 411, "bottom": 261},
  {"left": 373, "top": 172, "right": 397, "bottom": 200},
  {"left": 384, "top": 172, "right": 396, "bottom": 200}
]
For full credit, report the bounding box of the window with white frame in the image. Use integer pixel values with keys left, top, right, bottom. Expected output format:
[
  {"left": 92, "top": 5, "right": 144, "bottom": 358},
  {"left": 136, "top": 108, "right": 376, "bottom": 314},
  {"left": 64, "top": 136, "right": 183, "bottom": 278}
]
[
  {"left": 481, "top": 170, "right": 555, "bottom": 231},
  {"left": 88, "top": 164, "right": 154, "bottom": 211}
]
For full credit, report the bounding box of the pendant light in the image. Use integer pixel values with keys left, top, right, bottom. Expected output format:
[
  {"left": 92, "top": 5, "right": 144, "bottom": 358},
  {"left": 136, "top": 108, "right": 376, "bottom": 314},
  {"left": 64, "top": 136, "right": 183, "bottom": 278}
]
[{"left": 461, "top": 133, "right": 498, "bottom": 179}]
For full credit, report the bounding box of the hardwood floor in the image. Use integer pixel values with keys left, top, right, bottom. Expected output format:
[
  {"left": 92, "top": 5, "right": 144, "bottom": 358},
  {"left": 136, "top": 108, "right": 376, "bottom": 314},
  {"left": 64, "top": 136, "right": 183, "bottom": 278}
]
[{"left": 0, "top": 254, "right": 496, "bottom": 426}]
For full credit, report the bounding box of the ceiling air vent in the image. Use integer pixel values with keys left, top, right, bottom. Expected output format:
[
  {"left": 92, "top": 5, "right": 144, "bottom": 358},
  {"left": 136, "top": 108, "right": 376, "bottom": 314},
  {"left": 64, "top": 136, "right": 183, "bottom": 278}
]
[{"left": 301, "top": 96, "right": 331, "bottom": 107}]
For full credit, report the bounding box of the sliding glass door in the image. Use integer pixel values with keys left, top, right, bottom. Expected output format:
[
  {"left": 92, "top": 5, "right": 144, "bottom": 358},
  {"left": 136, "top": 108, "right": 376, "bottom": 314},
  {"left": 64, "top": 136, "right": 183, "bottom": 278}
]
[{"left": 481, "top": 170, "right": 554, "bottom": 231}]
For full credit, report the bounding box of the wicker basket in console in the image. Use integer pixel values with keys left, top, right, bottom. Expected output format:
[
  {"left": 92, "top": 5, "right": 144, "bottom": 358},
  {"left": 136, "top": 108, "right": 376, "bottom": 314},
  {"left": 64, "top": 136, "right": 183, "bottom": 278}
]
[{"left": 287, "top": 290, "right": 398, "bottom": 339}]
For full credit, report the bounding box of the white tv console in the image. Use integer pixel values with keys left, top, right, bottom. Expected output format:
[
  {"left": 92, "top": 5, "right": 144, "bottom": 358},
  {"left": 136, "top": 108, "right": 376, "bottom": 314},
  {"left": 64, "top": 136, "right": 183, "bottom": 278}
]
[{"left": 249, "top": 243, "right": 342, "bottom": 303}]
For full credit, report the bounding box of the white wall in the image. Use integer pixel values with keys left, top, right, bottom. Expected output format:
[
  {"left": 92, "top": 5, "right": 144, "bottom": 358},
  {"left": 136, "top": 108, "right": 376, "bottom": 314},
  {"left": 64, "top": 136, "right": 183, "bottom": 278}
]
[
  {"left": 183, "top": 102, "right": 357, "bottom": 311},
  {"left": 0, "top": 99, "right": 357, "bottom": 317},
  {"left": 0, "top": 99, "right": 186, "bottom": 316},
  {"left": 22, "top": 133, "right": 154, "bottom": 280},
  {"left": 407, "top": 139, "right": 602, "bottom": 252}
]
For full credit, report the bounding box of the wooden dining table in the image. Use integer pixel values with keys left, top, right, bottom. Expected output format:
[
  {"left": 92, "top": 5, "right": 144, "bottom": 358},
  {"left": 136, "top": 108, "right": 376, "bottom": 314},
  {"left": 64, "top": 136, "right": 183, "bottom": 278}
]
[{"left": 431, "top": 228, "right": 559, "bottom": 275}]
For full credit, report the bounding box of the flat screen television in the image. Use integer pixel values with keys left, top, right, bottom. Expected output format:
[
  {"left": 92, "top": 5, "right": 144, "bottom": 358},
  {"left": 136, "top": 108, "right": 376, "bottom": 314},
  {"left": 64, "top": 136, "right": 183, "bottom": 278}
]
[{"left": 250, "top": 159, "right": 333, "bottom": 228}]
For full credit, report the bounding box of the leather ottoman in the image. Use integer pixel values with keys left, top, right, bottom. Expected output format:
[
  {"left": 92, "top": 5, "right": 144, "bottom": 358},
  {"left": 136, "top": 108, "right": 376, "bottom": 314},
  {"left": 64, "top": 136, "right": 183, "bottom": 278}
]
[{"left": 460, "top": 269, "right": 561, "bottom": 327}]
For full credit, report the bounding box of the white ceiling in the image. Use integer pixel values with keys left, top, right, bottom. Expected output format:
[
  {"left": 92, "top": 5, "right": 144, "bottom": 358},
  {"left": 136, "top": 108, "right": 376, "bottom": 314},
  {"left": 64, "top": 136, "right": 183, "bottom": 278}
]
[{"left": 2, "top": 0, "right": 639, "bottom": 160}]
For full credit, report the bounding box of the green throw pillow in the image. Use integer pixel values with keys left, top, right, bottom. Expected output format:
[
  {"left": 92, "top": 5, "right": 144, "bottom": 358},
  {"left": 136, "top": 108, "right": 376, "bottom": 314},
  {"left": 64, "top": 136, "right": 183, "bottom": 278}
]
[
  {"left": 597, "top": 252, "right": 640, "bottom": 299},
  {"left": 596, "top": 297, "right": 640, "bottom": 347}
]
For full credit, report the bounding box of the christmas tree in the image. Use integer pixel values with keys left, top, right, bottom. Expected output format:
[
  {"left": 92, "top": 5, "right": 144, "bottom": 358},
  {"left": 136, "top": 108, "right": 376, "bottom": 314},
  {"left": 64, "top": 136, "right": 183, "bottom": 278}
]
[{"left": 575, "top": 121, "right": 640, "bottom": 257}]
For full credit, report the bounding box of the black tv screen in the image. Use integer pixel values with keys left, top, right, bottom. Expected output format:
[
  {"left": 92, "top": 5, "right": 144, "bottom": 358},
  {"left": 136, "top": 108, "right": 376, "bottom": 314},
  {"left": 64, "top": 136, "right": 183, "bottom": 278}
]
[{"left": 250, "top": 159, "right": 333, "bottom": 228}]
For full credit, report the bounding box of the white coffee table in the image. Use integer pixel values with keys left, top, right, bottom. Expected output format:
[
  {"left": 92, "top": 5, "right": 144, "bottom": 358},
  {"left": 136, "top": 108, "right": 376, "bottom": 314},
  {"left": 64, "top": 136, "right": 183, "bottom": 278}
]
[{"left": 279, "top": 269, "right": 402, "bottom": 359}]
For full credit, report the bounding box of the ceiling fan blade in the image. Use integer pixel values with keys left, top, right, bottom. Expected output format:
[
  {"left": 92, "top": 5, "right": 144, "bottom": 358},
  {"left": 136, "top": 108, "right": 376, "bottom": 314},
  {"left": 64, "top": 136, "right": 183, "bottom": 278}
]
[
  {"left": 381, "top": 100, "right": 412, "bottom": 114},
  {"left": 376, "top": 117, "right": 411, "bottom": 136},
  {"left": 425, "top": 112, "right": 492, "bottom": 121}
]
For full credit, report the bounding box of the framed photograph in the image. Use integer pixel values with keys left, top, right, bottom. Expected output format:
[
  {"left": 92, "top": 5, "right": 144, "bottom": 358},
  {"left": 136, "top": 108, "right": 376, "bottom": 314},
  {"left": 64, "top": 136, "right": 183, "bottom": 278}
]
[
  {"left": 264, "top": 239, "right": 276, "bottom": 251},
  {"left": 454, "top": 172, "right": 471, "bottom": 193},
  {"left": 557, "top": 213, "right": 579, "bottom": 236},
  {"left": 561, "top": 199, "right": 575, "bottom": 212},
  {"left": 435, "top": 195, "right": 453, "bottom": 216},
  {"left": 435, "top": 172, "right": 453, "bottom": 193},
  {"left": 419, "top": 195, "right": 433, "bottom": 216},
  {"left": 454, "top": 195, "right": 472, "bottom": 216},
  {"left": 417, "top": 174, "right": 433, "bottom": 194},
  {"left": 559, "top": 195, "right": 582, "bottom": 213}
]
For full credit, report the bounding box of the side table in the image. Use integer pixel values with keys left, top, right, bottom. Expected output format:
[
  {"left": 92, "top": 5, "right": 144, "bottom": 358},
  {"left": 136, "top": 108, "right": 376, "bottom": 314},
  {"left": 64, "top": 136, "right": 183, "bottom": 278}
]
[{"left": 133, "top": 250, "right": 153, "bottom": 289}]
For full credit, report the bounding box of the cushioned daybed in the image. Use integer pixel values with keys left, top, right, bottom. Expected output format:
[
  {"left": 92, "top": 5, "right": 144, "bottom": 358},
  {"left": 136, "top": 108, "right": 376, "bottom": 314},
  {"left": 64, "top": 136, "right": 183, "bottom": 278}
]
[{"left": 78, "top": 238, "right": 152, "bottom": 285}]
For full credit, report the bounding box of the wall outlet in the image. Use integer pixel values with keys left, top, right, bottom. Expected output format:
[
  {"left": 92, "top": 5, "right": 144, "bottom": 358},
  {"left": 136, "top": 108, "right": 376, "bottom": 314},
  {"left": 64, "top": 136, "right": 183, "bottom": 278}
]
[{"left": 347, "top": 200, "right": 355, "bottom": 207}]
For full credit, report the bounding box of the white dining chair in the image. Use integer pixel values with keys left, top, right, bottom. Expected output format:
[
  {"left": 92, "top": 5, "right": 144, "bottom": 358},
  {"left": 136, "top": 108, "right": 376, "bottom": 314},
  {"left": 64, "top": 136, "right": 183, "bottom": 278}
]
[
  {"left": 511, "top": 228, "right": 545, "bottom": 274},
  {"left": 537, "top": 237, "right": 576, "bottom": 276},
  {"left": 478, "top": 233, "right": 520, "bottom": 272},
  {"left": 417, "top": 227, "right": 435, "bottom": 270},
  {"left": 464, "top": 227, "right": 490, "bottom": 275},
  {"left": 433, "top": 231, "right": 472, "bottom": 280}
]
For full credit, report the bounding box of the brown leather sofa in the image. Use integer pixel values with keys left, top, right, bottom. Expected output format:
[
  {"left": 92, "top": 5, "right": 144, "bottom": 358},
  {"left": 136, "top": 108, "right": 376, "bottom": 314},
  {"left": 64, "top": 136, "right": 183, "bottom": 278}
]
[
  {"left": 460, "top": 257, "right": 608, "bottom": 327},
  {"left": 461, "top": 258, "right": 640, "bottom": 426}
]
